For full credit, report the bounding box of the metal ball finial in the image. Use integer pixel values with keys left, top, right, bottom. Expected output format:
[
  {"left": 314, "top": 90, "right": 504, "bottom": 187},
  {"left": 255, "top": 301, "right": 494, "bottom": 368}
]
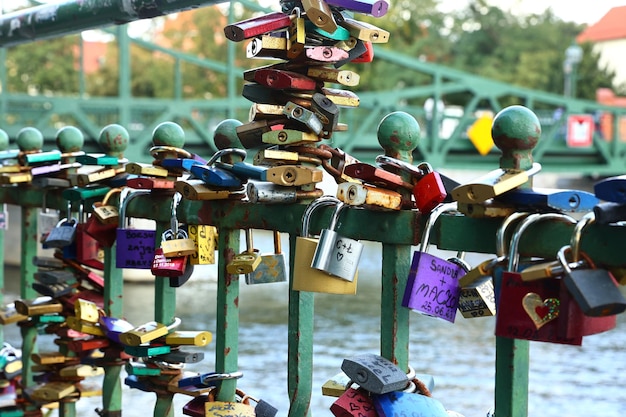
[
  {"left": 98, "top": 124, "right": 129, "bottom": 158},
  {"left": 16, "top": 127, "right": 43, "bottom": 152},
  {"left": 0, "top": 129, "right": 9, "bottom": 151},
  {"left": 214, "top": 119, "right": 244, "bottom": 150},
  {"left": 377, "top": 111, "right": 420, "bottom": 162},
  {"left": 491, "top": 105, "right": 540, "bottom": 170},
  {"left": 152, "top": 121, "right": 185, "bottom": 148},
  {"left": 56, "top": 126, "right": 84, "bottom": 153}
]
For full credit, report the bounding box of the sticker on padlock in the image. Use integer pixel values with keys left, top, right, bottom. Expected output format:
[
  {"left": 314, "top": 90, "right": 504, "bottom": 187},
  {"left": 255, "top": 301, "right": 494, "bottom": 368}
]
[
  {"left": 293, "top": 196, "right": 359, "bottom": 294},
  {"left": 116, "top": 190, "right": 156, "bottom": 269},
  {"left": 311, "top": 202, "right": 363, "bottom": 282},
  {"left": 226, "top": 229, "right": 262, "bottom": 275},
  {"left": 188, "top": 225, "right": 216, "bottom": 265},
  {"left": 44, "top": 217, "right": 78, "bottom": 248},
  {"left": 151, "top": 247, "right": 189, "bottom": 278},
  {"left": 245, "top": 231, "right": 287, "bottom": 285},
  {"left": 341, "top": 353, "right": 409, "bottom": 394},
  {"left": 92, "top": 187, "right": 122, "bottom": 224},
  {"left": 402, "top": 202, "right": 465, "bottom": 323}
]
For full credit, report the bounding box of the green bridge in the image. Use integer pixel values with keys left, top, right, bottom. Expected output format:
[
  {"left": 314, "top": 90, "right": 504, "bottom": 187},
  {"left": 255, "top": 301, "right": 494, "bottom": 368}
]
[{"left": 1, "top": 0, "right": 626, "bottom": 175}]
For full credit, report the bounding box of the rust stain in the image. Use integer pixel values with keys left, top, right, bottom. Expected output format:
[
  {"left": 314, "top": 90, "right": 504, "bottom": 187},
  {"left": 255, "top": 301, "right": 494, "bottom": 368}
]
[
  {"left": 234, "top": 296, "right": 239, "bottom": 308},
  {"left": 389, "top": 133, "right": 401, "bottom": 144},
  {"left": 224, "top": 347, "right": 231, "bottom": 356}
]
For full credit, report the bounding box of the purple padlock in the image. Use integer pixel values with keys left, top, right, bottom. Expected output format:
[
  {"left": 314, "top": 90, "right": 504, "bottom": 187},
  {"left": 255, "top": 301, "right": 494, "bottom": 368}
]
[
  {"left": 325, "top": 0, "right": 389, "bottom": 18},
  {"left": 115, "top": 190, "right": 156, "bottom": 269},
  {"left": 402, "top": 202, "right": 465, "bottom": 323}
]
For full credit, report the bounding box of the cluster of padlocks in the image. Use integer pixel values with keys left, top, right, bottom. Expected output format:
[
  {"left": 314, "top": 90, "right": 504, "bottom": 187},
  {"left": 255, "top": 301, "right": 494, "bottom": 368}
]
[{"left": 0, "top": 0, "right": 625, "bottom": 416}]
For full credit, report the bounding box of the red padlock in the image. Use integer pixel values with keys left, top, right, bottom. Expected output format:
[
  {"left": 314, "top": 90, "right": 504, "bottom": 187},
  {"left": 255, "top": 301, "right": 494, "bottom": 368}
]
[
  {"left": 331, "top": 387, "right": 378, "bottom": 417},
  {"left": 151, "top": 248, "right": 187, "bottom": 278},
  {"left": 412, "top": 162, "right": 447, "bottom": 214}
]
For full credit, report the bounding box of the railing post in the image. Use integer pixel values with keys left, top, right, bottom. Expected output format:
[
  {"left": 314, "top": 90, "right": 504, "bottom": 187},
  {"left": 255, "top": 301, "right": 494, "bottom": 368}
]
[{"left": 492, "top": 105, "right": 541, "bottom": 417}]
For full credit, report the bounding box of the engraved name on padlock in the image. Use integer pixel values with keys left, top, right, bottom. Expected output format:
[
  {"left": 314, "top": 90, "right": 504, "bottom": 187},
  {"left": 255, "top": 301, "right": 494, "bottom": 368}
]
[
  {"left": 116, "top": 190, "right": 156, "bottom": 269},
  {"left": 310, "top": 202, "right": 363, "bottom": 281}
]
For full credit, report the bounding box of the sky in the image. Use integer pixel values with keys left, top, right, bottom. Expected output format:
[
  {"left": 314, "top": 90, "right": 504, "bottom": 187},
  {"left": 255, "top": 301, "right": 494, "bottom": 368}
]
[{"left": 439, "top": 0, "right": 625, "bottom": 25}]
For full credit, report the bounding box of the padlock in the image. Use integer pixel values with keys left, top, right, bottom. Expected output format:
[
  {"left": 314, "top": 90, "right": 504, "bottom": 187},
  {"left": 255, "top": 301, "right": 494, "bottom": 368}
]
[
  {"left": 493, "top": 212, "right": 609, "bottom": 344},
  {"left": 307, "top": 45, "right": 350, "bottom": 64},
  {"left": 38, "top": 191, "right": 59, "bottom": 240},
  {"left": 161, "top": 229, "right": 196, "bottom": 258},
  {"left": 241, "top": 394, "right": 279, "bottom": 417},
  {"left": 44, "top": 217, "right": 78, "bottom": 248},
  {"left": 341, "top": 353, "right": 409, "bottom": 394},
  {"left": 126, "top": 177, "right": 176, "bottom": 190},
  {"left": 337, "top": 182, "right": 404, "bottom": 210},
  {"left": 14, "top": 296, "right": 63, "bottom": 316},
  {"left": 92, "top": 187, "right": 121, "bottom": 224},
  {"left": 65, "top": 316, "right": 105, "bottom": 336},
  {"left": 311, "top": 202, "right": 363, "bottom": 282},
  {"left": 457, "top": 258, "right": 497, "bottom": 319},
  {"left": 326, "top": 0, "right": 389, "bottom": 17},
  {"left": 287, "top": 8, "right": 305, "bottom": 59},
  {"left": 306, "top": 66, "right": 360, "bottom": 87},
  {"left": 116, "top": 189, "right": 156, "bottom": 269},
  {"left": 119, "top": 317, "right": 181, "bottom": 347},
  {"left": 76, "top": 203, "right": 105, "bottom": 270},
  {"left": 451, "top": 162, "right": 542, "bottom": 204},
  {"left": 412, "top": 162, "right": 447, "bottom": 214},
  {"left": 159, "top": 350, "right": 205, "bottom": 364},
  {"left": 99, "top": 316, "right": 135, "bottom": 344},
  {"left": 559, "top": 212, "right": 626, "bottom": 317},
  {"left": 246, "top": 35, "right": 288, "bottom": 60},
  {"left": 188, "top": 225, "right": 216, "bottom": 265},
  {"left": 402, "top": 202, "right": 465, "bottom": 323},
  {"left": 0, "top": 303, "right": 27, "bottom": 325},
  {"left": 331, "top": 387, "right": 378, "bottom": 417},
  {"left": 124, "top": 344, "right": 171, "bottom": 357},
  {"left": 205, "top": 388, "right": 256, "bottom": 416},
  {"left": 373, "top": 390, "right": 448, "bottom": 417},
  {"left": 74, "top": 298, "right": 100, "bottom": 323},
  {"left": 30, "top": 381, "right": 76, "bottom": 401},
  {"left": 245, "top": 231, "right": 287, "bottom": 285},
  {"left": 175, "top": 179, "right": 243, "bottom": 201},
  {"left": 495, "top": 187, "right": 599, "bottom": 213},
  {"left": 125, "top": 162, "right": 170, "bottom": 178},
  {"left": 189, "top": 164, "right": 243, "bottom": 188},
  {"left": 283, "top": 101, "right": 324, "bottom": 135},
  {"left": 224, "top": 11, "right": 292, "bottom": 42},
  {"left": 307, "top": 20, "right": 351, "bottom": 41},
  {"left": 340, "top": 16, "right": 390, "bottom": 44},
  {"left": 32, "top": 280, "right": 75, "bottom": 298},
  {"left": 226, "top": 229, "right": 262, "bottom": 275},
  {"left": 168, "top": 260, "right": 195, "bottom": 288},
  {"left": 253, "top": 68, "right": 317, "bottom": 91},
  {"left": 151, "top": 247, "right": 188, "bottom": 278},
  {"left": 302, "top": 0, "right": 337, "bottom": 32},
  {"left": 246, "top": 182, "right": 324, "bottom": 204},
  {"left": 164, "top": 330, "right": 212, "bottom": 347},
  {"left": 343, "top": 162, "right": 413, "bottom": 190},
  {"left": 262, "top": 128, "right": 320, "bottom": 146},
  {"left": 293, "top": 196, "right": 359, "bottom": 294}
]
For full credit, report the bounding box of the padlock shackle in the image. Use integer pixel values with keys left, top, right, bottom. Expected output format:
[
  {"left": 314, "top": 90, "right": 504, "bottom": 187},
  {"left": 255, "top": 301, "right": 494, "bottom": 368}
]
[
  {"left": 418, "top": 201, "right": 457, "bottom": 253},
  {"left": 119, "top": 189, "right": 151, "bottom": 227},
  {"left": 300, "top": 195, "right": 340, "bottom": 237},
  {"left": 495, "top": 212, "right": 530, "bottom": 257},
  {"left": 507, "top": 212, "right": 576, "bottom": 272},
  {"left": 570, "top": 211, "right": 595, "bottom": 262},
  {"left": 99, "top": 187, "right": 122, "bottom": 208},
  {"left": 170, "top": 191, "right": 183, "bottom": 235},
  {"left": 206, "top": 148, "right": 247, "bottom": 167}
]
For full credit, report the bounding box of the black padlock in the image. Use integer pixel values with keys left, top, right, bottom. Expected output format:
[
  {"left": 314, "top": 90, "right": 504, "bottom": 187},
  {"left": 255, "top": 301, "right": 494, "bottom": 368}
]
[
  {"left": 44, "top": 218, "right": 78, "bottom": 248},
  {"left": 341, "top": 353, "right": 409, "bottom": 394},
  {"left": 558, "top": 245, "right": 626, "bottom": 317},
  {"left": 34, "top": 270, "right": 75, "bottom": 285}
]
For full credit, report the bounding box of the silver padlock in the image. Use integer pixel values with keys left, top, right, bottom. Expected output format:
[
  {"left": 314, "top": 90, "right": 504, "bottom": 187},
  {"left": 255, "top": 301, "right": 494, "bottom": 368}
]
[{"left": 310, "top": 201, "right": 363, "bottom": 282}]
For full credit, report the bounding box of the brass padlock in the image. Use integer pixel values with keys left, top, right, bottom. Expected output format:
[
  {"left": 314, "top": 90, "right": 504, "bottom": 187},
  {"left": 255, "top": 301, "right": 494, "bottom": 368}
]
[
  {"left": 14, "top": 296, "right": 63, "bottom": 316},
  {"left": 293, "top": 196, "right": 358, "bottom": 294},
  {"left": 74, "top": 298, "right": 101, "bottom": 323},
  {"left": 93, "top": 187, "right": 122, "bottom": 224},
  {"left": 226, "top": 229, "right": 262, "bottom": 275},
  {"left": 119, "top": 317, "right": 181, "bottom": 346},
  {"left": 188, "top": 224, "right": 217, "bottom": 265},
  {"left": 161, "top": 228, "right": 197, "bottom": 258},
  {"left": 164, "top": 330, "right": 213, "bottom": 347},
  {"left": 65, "top": 316, "right": 105, "bottom": 337},
  {"left": 246, "top": 231, "right": 287, "bottom": 285}
]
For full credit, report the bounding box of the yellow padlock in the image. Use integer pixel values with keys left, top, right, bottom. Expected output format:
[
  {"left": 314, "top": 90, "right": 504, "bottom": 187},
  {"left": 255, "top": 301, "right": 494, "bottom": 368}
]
[
  {"left": 188, "top": 225, "right": 217, "bottom": 265},
  {"left": 226, "top": 229, "right": 262, "bottom": 275},
  {"left": 74, "top": 298, "right": 100, "bottom": 323},
  {"left": 293, "top": 196, "right": 358, "bottom": 295},
  {"left": 165, "top": 330, "right": 213, "bottom": 347}
]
